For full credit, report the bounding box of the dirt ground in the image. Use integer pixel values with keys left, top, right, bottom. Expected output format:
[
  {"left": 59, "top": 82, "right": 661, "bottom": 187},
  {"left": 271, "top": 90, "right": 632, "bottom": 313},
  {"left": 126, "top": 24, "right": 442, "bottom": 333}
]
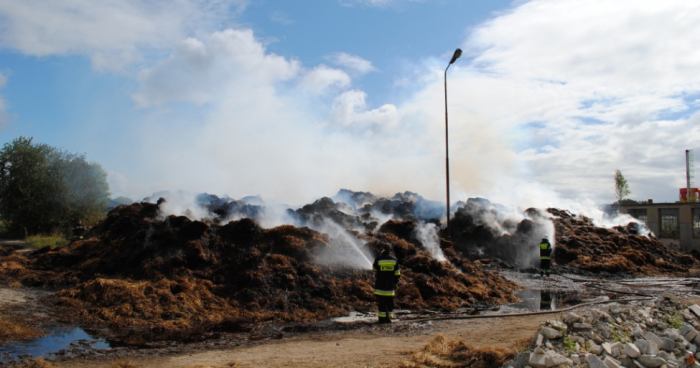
[
  {"left": 0, "top": 287, "right": 47, "bottom": 344},
  {"left": 52, "top": 314, "right": 553, "bottom": 368}
]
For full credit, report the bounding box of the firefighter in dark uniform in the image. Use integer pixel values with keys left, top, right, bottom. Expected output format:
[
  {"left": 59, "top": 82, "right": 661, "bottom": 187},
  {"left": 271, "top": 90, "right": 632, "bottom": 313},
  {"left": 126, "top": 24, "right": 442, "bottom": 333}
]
[
  {"left": 539, "top": 238, "right": 552, "bottom": 277},
  {"left": 72, "top": 221, "right": 86, "bottom": 240},
  {"left": 373, "top": 247, "right": 400, "bottom": 323}
]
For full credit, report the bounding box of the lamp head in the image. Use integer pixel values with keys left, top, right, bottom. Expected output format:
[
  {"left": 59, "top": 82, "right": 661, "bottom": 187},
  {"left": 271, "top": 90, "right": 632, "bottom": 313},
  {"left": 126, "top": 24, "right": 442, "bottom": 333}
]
[{"left": 449, "top": 48, "right": 463, "bottom": 64}]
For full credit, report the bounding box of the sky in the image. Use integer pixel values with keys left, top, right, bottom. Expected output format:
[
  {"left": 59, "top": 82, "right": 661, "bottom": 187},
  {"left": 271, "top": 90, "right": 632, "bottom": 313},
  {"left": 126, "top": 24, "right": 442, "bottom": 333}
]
[{"left": 0, "top": 0, "right": 698, "bottom": 208}]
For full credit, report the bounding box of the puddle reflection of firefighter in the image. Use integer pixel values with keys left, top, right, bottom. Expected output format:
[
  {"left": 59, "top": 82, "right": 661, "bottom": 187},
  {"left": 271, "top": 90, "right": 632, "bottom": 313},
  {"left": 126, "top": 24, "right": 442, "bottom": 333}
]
[
  {"left": 539, "top": 290, "right": 552, "bottom": 310},
  {"left": 539, "top": 238, "right": 552, "bottom": 277},
  {"left": 373, "top": 246, "right": 400, "bottom": 324}
]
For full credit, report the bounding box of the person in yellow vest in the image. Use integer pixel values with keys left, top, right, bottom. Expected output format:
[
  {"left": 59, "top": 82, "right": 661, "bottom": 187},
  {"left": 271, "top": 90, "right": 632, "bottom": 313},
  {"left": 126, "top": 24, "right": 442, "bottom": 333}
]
[
  {"left": 539, "top": 238, "right": 552, "bottom": 277},
  {"left": 373, "top": 246, "right": 400, "bottom": 323}
]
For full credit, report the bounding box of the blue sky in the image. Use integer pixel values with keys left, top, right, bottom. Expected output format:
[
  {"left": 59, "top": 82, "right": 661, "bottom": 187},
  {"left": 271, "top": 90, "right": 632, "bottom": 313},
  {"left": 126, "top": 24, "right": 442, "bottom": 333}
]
[{"left": 0, "top": 0, "right": 698, "bottom": 208}]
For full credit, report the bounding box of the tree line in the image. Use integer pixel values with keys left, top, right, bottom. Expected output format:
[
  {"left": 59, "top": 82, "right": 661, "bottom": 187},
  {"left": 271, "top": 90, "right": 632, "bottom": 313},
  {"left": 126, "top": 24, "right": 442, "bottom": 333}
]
[{"left": 0, "top": 137, "right": 109, "bottom": 237}]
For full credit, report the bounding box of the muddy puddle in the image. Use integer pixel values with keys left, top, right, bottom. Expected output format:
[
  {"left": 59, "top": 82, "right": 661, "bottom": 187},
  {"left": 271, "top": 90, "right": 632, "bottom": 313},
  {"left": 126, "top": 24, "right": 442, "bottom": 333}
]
[{"left": 0, "top": 327, "right": 109, "bottom": 363}]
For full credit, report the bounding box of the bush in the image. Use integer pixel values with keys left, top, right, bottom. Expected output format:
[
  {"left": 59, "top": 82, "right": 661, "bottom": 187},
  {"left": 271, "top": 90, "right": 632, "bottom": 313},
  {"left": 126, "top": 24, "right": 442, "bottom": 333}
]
[
  {"left": 25, "top": 234, "right": 69, "bottom": 249},
  {"left": 0, "top": 137, "right": 109, "bottom": 236}
]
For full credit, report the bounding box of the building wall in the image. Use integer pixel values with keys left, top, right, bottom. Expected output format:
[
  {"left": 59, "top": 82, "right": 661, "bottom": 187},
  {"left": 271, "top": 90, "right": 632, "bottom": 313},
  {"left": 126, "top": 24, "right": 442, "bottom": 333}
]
[{"left": 621, "top": 203, "right": 700, "bottom": 251}]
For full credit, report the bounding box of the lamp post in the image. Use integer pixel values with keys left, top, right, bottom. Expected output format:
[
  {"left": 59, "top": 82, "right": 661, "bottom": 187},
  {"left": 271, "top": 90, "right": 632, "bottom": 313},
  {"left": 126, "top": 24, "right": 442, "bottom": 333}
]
[{"left": 444, "top": 48, "right": 462, "bottom": 234}]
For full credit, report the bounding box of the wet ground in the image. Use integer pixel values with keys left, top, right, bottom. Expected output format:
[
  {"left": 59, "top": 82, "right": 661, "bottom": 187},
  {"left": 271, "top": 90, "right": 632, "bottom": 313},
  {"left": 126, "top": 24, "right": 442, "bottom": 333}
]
[
  {"left": 3, "top": 271, "right": 700, "bottom": 365},
  {"left": 0, "top": 327, "right": 109, "bottom": 362}
]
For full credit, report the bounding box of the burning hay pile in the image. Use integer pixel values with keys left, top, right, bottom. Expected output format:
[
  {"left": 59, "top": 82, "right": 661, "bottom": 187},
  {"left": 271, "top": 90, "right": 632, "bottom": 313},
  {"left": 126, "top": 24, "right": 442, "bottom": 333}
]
[
  {"left": 0, "top": 200, "right": 516, "bottom": 345},
  {"left": 549, "top": 209, "right": 698, "bottom": 275}
]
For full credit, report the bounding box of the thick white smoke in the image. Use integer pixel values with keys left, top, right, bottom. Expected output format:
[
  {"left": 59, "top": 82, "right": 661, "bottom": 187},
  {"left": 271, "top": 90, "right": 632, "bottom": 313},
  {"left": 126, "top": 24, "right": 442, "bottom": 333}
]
[{"left": 414, "top": 222, "right": 446, "bottom": 262}]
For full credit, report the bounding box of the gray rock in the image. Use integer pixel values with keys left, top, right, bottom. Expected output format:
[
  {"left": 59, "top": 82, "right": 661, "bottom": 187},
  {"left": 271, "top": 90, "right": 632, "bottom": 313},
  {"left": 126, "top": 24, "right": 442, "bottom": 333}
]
[
  {"left": 589, "top": 340, "right": 603, "bottom": 355},
  {"left": 574, "top": 322, "right": 593, "bottom": 331},
  {"left": 611, "top": 342, "right": 624, "bottom": 357},
  {"left": 636, "top": 339, "right": 652, "bottom": 354},
  {"left": 536, "top": 334, "right": 544, "bottom": 347},
  {"left": 658, "top": 350, "right": 675, "bottom": 362},
  {"left": 633, "top": 325, "right": 645, "bottom": 338},
  {"left": 603, "top": 356, "right": 622, "bottom": 368},
  {"left": 529, "top": 352, "right": 547, "bottom": 368},
  {"left": 547, "top": 320, "right": 568, "bottom": 332},
  {"left": 660, "top": 337, "right": 676, "bottom": 352},
  {"left": 544, "top": 351, "right": 572, "bottom": 367},
  {"left": 645, "top": 332, "right": 665, "bottom": 348},
  {"left": 638, "top": 355, "right": 667, "bottom": 368},
  {"left": 689, "top": 305, "right": 700, "bottom": 318},
  {"left": 603, "top": 342, "right": 614, "bottom": 355},
  {"left": 563, "top": 312, "right": 583, "bottom": 324},
  {"left": 530, "top": 350, "right": 572, "bottom": 368},
  {"left": 586, "top": 354, "right": 607, "bottom": 368},
  {"left": 511, "top": 352, "right": 530, "bottom": 368},
  {"left": 620, "top": 357, "right": 635, "bottom": 368},
  {"left": 541, "top": 327, "right": 562, "bottom": 340},
  {"left": 570, "top": 354, "right": 580, "bottom": 365},
  {"left": 625, "top": 342, "right": 641, "bottom": 358},
  {"left": 682, "top": 310, "right": 695, "bottom": 322},
  {"left": 681, "top": 324, "right": 698, "bottom": 342}
]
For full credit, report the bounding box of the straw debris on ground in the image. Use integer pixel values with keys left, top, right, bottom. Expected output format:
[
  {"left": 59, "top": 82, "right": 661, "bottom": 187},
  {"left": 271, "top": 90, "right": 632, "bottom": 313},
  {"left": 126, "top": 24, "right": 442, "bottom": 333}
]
[{"left": 0, "top": 201, "right": 516, "bottom": 345}]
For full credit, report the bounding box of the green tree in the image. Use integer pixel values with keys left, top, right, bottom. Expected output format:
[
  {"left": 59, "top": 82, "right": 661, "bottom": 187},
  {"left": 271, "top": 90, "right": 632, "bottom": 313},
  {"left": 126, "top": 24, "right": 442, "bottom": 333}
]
[
  {"left": 614, "top": 169, "right": 630, "bottom": 206},
  {"left": 0, "top": 137, "right": 109, "bottom": 236}
]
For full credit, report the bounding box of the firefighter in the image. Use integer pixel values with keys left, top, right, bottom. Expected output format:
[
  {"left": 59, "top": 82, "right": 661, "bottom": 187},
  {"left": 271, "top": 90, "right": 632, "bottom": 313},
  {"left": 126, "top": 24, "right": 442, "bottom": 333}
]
[
  {"left": 373, "top": 246, "right": 400, "bottom": 323},
  {"left": 539, "top": 237, "right": 552, "bottom": 277},
  {"left": 72, "top": 220, "right": 86, "bottom": 240}
]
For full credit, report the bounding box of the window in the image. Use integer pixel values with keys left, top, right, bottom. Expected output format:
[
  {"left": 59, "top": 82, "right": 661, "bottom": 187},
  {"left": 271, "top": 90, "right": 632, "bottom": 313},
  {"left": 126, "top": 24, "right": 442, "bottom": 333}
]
[
  {"left": 659, "top": 208, "right": 680, "bottom": 239},
  {"left": 627, "top": 208, "right": 648, "bottom": 225},
  {"left": 694, "top": 208, "right": 700, "bottom": 238}
]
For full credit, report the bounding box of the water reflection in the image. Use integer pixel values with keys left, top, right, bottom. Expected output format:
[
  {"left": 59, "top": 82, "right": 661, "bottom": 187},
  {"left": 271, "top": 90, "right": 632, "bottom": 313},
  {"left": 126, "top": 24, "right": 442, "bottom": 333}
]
[
  {"left": 539, "top": 290, "right": 552, "bottom": 311},
  {"left": 0, "top": 327, "right": 109, "bottom": 362}
]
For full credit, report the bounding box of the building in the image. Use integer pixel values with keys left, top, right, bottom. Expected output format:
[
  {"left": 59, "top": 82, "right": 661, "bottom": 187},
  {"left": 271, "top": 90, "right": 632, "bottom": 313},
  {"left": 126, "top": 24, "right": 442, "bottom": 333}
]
[{"left": 621, "top": 201, "right": 700, "bottom": 251}]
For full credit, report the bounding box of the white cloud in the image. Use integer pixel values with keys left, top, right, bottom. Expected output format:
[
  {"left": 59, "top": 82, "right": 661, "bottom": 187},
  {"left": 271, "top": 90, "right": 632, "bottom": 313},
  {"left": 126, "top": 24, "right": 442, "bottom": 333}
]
[
  {"left": 328, "top": 52, "right": 376, "bottom": 75},
  {"left": 126, "top": 27, "right": 414, "bottom": 202},
  {"left": 117, "top": 0, "right": 700, "bottom": 206},
  {"left": 446, "top": 0, "right": 700, "bottom": 203},
  {"left": 331, "top": 90, "right": 399, "bottom": 127},
  {"left": 299, "top": 65, "right": 351, "bottom": 94},
  {"left": 133, "top": 29, "right": 300, "bottom": 106},
  {"left": 5, "top": 0, "right": 698, "bottom": 208},
  {"left": 0, "top": 0, "right": 244, "bottom": 70}
]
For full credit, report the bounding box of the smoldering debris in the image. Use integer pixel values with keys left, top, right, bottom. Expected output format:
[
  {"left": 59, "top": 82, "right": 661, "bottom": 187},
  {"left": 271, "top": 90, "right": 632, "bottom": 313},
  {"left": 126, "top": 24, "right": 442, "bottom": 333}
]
[
  {"left": 449, "top": 198, "right": 553, "bottom": 269},
  {"left": 0, "top": 201, "right": 516, "bottom": 345},
  {"left": 549, "top": 208, "right": 698, "bottom": 274}
]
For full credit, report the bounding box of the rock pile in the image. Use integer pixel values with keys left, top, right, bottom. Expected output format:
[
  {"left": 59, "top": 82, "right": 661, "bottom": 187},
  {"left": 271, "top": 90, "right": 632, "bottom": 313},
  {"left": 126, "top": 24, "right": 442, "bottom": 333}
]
[{"left": 510, "top": 296, "right": 700, "bottom": 368}]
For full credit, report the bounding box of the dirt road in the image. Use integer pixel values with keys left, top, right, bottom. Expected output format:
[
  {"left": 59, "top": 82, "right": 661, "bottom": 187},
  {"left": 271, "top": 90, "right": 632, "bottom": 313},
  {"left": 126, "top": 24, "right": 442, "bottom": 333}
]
[{"left": 54, "top": 314, "right": 553, "bottom": 368}]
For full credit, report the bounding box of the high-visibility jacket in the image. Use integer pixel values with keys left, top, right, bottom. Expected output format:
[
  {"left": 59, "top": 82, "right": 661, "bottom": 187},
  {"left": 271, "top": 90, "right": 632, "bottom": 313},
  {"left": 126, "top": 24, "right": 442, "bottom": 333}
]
[
  {"left": 373, "top": 253, "right": 400, "bottom": 296},
  {"left": 539, "top": 241, "right": 552, "bottom": 260}
]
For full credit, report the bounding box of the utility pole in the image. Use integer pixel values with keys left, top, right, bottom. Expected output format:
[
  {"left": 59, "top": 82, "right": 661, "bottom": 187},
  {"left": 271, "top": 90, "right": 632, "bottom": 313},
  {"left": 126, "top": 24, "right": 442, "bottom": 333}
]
[{"left": 444, "top": 48, "right": 462, "bottom": 235}]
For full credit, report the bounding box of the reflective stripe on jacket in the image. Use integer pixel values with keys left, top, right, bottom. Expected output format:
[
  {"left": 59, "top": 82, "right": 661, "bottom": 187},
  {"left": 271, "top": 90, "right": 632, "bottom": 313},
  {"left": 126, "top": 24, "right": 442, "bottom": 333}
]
[
  {"left": 373, "top": 253, "right": 400, "bottom": 296},
  {"left": 539, "top": 241, "right": 552, "bottom": 260}
]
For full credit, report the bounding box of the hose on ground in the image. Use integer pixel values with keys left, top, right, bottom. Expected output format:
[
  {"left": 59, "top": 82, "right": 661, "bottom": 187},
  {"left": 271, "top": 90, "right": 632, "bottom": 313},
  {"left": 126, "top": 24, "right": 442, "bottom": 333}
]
[{"left": 401, "top": 296, "right": 653, "bottom": 323}]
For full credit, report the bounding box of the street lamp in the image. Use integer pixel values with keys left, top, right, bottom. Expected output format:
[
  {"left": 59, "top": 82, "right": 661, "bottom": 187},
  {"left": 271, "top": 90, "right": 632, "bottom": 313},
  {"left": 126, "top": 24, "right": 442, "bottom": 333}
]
[{"left": 444, "top": 48, "right": 462, "bottom": 234}]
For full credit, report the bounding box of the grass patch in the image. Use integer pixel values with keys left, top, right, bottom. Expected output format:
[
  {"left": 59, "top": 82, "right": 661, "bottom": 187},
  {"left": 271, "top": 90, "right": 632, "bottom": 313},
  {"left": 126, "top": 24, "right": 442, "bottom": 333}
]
[
  {"left": 667, "top": 312, "right": 684, "bottom": 329},
  {"left": 25, "top": 234, "right": 68, "bottom": 249},
  {"left": 562, "top": 335, "right": 577, "bottom": 353}
]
